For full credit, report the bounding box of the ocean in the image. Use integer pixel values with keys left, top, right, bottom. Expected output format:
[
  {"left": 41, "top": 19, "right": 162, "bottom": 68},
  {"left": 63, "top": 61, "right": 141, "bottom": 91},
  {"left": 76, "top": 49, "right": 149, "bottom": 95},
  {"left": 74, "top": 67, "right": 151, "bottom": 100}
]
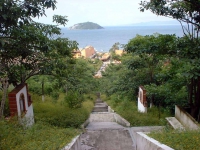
[{"left": 61, "top": 25, "right": 183, "bottom": 52}]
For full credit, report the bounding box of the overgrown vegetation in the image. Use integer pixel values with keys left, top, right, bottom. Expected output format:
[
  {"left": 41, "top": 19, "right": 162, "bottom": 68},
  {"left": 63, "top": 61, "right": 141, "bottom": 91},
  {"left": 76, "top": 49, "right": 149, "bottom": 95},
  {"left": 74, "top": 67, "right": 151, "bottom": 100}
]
[
  {"left": 0, "top": 93, "right": 95, "bottom": 150},
  {"left": 1, "top": 0, "right": 200, "bottom": 149},
  {"left": 149, "top": 129, "right": 200, "bottom": 150},
  {"left": 140, "top": 0, "right": 200, "bottom": 122},
  {"left": 103, "top": 94, "right": 170, "bottom": 126},
  {"left": 0, "top": 120, "right": 79, "bottom": 150}
]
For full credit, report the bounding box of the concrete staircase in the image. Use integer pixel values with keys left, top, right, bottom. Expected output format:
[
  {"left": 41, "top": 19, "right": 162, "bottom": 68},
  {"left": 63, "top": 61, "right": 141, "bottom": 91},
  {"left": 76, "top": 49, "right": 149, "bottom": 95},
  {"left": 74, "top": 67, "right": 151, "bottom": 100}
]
[
  {"left": 63, "top": 98, "right": 169, "bottom": 150},
  {"left": 92, "top": 98, "right": 108, "bottom": 112},
  {"left": 79, "top": 98, "right": 135, "bottom": 150}
]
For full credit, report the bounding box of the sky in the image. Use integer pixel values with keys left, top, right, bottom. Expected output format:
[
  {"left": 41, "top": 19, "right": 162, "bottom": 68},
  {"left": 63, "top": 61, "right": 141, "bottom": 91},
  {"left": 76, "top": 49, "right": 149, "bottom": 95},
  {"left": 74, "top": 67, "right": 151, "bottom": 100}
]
[{"left": 34, "top": 0, "right": 177, "bottom": 27}]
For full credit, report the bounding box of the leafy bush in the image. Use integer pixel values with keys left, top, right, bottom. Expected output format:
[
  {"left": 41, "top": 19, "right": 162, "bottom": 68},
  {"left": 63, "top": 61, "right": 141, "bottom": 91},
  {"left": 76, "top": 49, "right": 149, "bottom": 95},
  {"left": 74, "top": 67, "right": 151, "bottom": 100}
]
[{"left": 65, "top": 91, "right": 84, "bottom": 108}]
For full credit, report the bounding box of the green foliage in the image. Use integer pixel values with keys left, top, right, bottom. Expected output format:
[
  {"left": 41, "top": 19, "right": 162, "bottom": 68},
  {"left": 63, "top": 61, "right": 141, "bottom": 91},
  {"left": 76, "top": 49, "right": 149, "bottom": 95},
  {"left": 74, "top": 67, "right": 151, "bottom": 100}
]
[
  {"left": 0, "top": 92, "right": 95, "bottom": 150},
  {"left": 100, "top": 33, "right": 196, "bottom": 115},
  {"left": 109, "top": 42, "right": 124, "bottom": 61},
  {"left": 140, "top": 0, "right": 200, "bottom": 38},
  {"left": 27, "top": 58, "right": 99, "bottom": 102},
  {"left": 63, "top": 58, "right": 99, "bottom": 94},
  {"left": 65, "top": 91, "right": 84, "bottom": 108},
  {"left": 140, "top": 0, "right": 200, "bottom": 118},
  {"left": 0, "top": 120, "right": 80, "bottom": 150},
  {"left": 109, "top": 42, "right": 120, "bottom": 52},
  {"left": 104, "top": 94, "right": 170, "bottom": 126},
  {"left": 0, "top": 0, "right": 57, "bottom": 30},
  {"left": 0, "top": 0, "right": 77, "bottom": 86},
  {"left": 88, "top": 58, "right": 102, "bottom": 72},
  {"left": 53, "top": 15, "right": 68, "bottom": 26},
  {"left": 149, "top": 129, "right": 200, "bottom": 150},
  {"left": 125, "top": 34, "right": 176, "bottom": 55},
  {"left": 123, "top": 34, "right": 194, "bottom": 113},
  {"left": 33, "top": 93, "right": 94, "bottom": 128}
]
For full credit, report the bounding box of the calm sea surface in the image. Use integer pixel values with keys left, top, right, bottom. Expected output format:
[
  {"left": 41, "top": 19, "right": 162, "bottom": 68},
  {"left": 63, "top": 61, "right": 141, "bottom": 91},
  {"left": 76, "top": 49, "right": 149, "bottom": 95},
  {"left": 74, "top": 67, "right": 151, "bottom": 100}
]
[{"left": 61, "top": 25, "right": 183, "bottom": 52}]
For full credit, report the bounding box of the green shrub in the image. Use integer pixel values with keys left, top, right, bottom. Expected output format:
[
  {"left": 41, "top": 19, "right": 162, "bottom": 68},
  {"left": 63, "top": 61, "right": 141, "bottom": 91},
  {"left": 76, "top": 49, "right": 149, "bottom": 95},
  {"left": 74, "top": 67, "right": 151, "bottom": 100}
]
[
  {"left": 33, "top": 93, "right": 93, "bottom": 128},
  {"left": 65, "top": 91, "right": 84, "bottom": 108}
]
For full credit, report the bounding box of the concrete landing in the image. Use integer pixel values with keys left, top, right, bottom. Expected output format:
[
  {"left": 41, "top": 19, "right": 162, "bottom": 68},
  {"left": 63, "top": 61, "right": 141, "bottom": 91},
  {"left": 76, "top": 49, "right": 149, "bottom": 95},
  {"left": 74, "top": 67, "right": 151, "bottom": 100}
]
[{"left": 80, "top": 129, "right": 135, "bottom": 150}]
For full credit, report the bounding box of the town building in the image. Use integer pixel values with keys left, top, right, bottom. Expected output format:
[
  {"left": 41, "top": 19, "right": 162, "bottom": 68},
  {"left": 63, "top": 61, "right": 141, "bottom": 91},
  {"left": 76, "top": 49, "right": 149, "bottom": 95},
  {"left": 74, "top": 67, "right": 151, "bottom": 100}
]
[
  {"left": 81, "top": 46, "right": 96, "bottom": 58},
  {"left": 72, "top": 50, "right": 81, "bottom": 59},
  {"left": 115, "top": 50, "right": 124, "bottom": 56},
  {"left": 72, "top": 46, "right": 96, "bottom": 59},
  {"left": 100, "top": 53, "right": 110, "bottom": 61}
]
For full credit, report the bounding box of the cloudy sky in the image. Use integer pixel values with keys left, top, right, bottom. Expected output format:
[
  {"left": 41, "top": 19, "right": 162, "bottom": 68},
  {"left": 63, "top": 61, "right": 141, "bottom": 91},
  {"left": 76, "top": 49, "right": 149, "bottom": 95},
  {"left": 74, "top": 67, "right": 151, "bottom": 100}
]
[{"left": 35, "top": 0, "right": 176, "bottom": 27}]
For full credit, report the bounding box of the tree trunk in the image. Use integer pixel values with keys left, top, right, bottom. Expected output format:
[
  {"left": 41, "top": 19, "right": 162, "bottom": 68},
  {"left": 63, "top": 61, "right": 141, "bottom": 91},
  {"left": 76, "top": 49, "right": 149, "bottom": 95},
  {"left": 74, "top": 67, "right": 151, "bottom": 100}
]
[
  {"left": 189, "top": 78, "right": 194, "bottom": 108},
  {"left": 191, "top": 77, "right": 200, "bottom": 119},
  {"left": 42, "top": 80, "right": 45, "bottom": 102}
]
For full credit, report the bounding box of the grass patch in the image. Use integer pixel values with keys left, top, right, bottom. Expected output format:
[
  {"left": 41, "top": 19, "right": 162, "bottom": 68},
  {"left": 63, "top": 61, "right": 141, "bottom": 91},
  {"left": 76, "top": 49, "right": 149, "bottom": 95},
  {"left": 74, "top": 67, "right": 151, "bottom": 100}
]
[
  {"left": 148, "top": 129, "right": 200, "bottom": 150},
  {"left": 33, "top": 93, "right": 94, "bottom": 128},
  {"left": 0, "top": 93, "right": 95, "bottom": 150},
  {"left": 103, "top": 94, "right": 171, "bottom": 126},
  {"left": 0, "top": 120, "right": 80, "bottom": 150}
]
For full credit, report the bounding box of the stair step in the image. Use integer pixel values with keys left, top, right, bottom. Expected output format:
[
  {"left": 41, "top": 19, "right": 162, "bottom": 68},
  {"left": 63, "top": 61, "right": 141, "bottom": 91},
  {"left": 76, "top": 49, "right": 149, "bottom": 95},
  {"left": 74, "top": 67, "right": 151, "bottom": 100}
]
[
  {"left": 93, "top": 107, "right": 108, "bottom": 110},
  {"left": 95, "top": 102, "right": 107, "bottom": 105},
  {"left": 92, "top": 108, "right": 108, "bottom": 112},
  {"left": 166, "top": 117, "right": 185, "bottom": 130},
  {"left": 94, "top": 104, "right": 108, "bottom": 107},
  {"left": 95, "top": 101, "right": 104, "bottom": 104}
]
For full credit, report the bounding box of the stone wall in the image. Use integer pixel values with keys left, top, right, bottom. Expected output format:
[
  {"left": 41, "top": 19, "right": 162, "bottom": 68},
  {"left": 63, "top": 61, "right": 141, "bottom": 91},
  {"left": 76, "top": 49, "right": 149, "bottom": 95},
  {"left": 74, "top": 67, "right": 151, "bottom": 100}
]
[
  {"left": 175, "top": 105, "right": 199, "bottom": 130},
  {"left": 136, "top": 132, "right": 174, "bottom": 150}
]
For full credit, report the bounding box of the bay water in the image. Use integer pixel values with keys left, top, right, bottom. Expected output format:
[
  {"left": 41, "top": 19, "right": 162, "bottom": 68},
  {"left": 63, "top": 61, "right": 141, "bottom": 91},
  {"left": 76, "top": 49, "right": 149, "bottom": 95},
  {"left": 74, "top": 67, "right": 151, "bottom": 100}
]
[{"left": 61, "top": 25, "right": 183, "bottom": 52}]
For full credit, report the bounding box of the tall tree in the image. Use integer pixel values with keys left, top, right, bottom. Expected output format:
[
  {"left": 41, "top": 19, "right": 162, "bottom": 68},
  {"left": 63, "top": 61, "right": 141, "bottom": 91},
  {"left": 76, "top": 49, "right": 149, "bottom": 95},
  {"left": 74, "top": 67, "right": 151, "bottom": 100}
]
[
  {"left": 0, "top": 0, "right": 75, "bottom": 119},
  {"left": 140, "top": 0, "right": 200, "bottom": 119},
  {"left": 140, "top": 0, "right": 200, "bottom": 39}
]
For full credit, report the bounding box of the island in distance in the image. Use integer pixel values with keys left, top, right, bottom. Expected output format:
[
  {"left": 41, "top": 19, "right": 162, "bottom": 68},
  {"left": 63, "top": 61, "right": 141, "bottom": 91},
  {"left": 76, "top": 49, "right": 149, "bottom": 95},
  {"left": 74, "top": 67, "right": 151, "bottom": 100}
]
[{"left": 69, "top": 22, "right": 104, "bottom": 30}]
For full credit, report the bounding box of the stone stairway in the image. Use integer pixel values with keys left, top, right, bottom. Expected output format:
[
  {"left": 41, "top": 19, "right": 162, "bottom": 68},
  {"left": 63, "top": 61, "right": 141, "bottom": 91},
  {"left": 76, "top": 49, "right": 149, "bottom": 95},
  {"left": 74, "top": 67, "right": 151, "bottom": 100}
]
[
  {"left": 63, "top": 98, "right": 168, "bottom": 150},
  {"left": 92, "top": 98, "right": 108, "bottom": 112},
  {"left": 78, "top": 98, "right": 135, "bottom": 150}
]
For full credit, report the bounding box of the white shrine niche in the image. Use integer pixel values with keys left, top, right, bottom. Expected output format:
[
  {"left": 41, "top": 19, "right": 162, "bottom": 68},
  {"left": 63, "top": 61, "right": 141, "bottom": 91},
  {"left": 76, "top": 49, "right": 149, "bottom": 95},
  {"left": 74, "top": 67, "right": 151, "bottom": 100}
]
[
  {"left": 138, "top": 86, "right": 147, "bottom": 113},
  {"left": 8, "top": 83, "right": 34, "bottom": 126}
]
